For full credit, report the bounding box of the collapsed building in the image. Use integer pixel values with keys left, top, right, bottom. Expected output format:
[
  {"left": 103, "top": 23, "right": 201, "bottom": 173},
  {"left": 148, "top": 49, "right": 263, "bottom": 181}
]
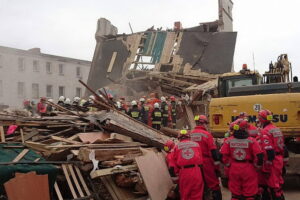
[{"left": 87, "top": 0, "right": 237, "bottom": 101}]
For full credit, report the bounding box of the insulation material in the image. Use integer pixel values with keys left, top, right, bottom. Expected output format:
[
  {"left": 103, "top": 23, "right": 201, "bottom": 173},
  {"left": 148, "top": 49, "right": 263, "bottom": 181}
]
[{"left": 177, "top": 31, "right": 237, "bottom": 74}]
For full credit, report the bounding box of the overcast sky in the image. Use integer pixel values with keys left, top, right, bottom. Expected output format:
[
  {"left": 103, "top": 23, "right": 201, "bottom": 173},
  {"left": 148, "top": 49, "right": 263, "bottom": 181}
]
[{"left": 0, "top": 0, "right": 300, "bottom": 76}]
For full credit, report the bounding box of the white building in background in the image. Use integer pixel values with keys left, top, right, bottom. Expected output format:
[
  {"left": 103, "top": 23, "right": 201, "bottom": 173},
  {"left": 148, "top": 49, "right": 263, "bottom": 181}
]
[{"left": 0, "top": 46, "right": 91, "bottom": 108}]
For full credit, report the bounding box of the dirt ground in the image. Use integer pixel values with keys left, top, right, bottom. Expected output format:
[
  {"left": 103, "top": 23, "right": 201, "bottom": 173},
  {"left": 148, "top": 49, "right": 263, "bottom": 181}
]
[{"left": 221, "top": 176, "right": 300, "bottom": 199}]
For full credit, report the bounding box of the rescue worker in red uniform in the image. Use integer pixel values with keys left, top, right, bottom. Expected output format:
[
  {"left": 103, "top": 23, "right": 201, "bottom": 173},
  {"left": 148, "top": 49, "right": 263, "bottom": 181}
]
[
  {"left": 251, "top": 125, "right": 274, "bottom": 200},
  {"left": 172, "top": 130, "right": 204, "bottom": 200},
  {"left": 164, "top": 140, "right": 180, "bottom": 200},
  {"left": 191, "top": 115, "right": 222, "bottom": 200},
  {"left": 258, "top": 110, "right": 288, "bottom": 200},
  {"left": 37, "top": 97, "right": 47, "bottom": 116},
  {"left": 220, "top": 119, "right": 263, "bottom": 200}
]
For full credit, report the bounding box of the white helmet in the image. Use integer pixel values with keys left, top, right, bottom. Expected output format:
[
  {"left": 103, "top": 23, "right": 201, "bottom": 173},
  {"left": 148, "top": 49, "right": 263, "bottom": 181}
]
[
  {"left": 73, "top": 97, "right": 80, "bottom": 102},
  {"left": 89, "top": 95, "right": 95, "bottom": 100},
  {"left": 48, "top": 99, "right": 53, "bottom": 103},
  {"left": 59, "top": 96, "right": 65, "bottom": 101},
  {"left": 116, "top": 101, "right": 121, "bottom": 108},
  {"left": 154, "top": 102, "right": 160, "bottom": 108},
  {"left": 131, "top": 100, "right": 137, "bottom": 106},
  {"left": 139, "top": 98, "right": 145, "bottom": 102},
  {"left": 65, "top": 98, "right": 71, "bottom": 105},
  {"left": 161, "top": 96, "right": 166, "bottom": 102}
]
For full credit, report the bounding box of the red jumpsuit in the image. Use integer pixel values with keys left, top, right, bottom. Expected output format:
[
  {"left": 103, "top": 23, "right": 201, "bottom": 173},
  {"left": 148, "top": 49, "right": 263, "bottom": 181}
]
[
  {"left": 220, "top": 136, "right": 262, "bottom": 200},
  {"left": 255, "top": 132, "right": 273, "bottom": 196},
  {"left": 260, "top": 123, "right": 285, "bottom": 198},
  {"left": 172, "top": 138, "right": 204, "bottom": 200},
  {"left": 190, "top": 125, "right": 220, "bottom": 191}
]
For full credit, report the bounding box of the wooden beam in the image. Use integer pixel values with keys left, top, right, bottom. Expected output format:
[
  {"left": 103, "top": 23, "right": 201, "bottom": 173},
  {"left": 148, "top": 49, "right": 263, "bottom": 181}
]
[
  {"left": 67, "top": 164, "right": 85, "bottom": 197},
  {"left": 51, "top": 136, "right": 81, "bottom": 145},
  {"left": 91, "top": 164, "right": 137, "bottom": 179},
  {"left": 12, "top": 149, "right": 29, "bottom": 162},
  {"left": 62, "top": 164, "right": 78, "bottom": 199},
  {"left": 74, "top": 166, "right": 92, "bottom": 197},
  {"left": 107, "top": 52, "right": 117, "bottom": 73},
  {"left": 20, "top": 128, "right": 25, "bottom": 143},
  {"left": 54, "top": 182, "right": 63, "bottom": 200},
  {"left": 0, "top": 126, "right": 5, "bottom": 142}
]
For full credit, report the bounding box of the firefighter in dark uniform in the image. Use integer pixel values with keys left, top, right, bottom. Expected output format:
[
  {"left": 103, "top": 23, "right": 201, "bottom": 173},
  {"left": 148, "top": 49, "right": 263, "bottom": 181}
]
[
  {"left": 170, "top": 96, "right": 177, "bottom": 128},
  {"left": 152, "top": 102, "right": 162, "bottom": 130},
  {"left": 139, "top": 98, "right": 149, "bottom": 125},
  {"left": 161, "top": 96, "right": 169, "bottom": 127},
  {"left": 128, "top": 100, "right": 141, "bottom": 121}
]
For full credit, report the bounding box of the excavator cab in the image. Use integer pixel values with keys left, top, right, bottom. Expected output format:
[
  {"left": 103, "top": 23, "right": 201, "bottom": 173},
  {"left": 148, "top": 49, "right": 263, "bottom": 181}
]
[{"left": 218, "top": 72, "right": 261, "bottom": 97}]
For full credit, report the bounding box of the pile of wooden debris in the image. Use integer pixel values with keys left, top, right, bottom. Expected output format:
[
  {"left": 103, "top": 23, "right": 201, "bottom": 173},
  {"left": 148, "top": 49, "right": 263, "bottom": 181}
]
[{"left": 0, "top": 84, "right": 175, "bottom": 200}]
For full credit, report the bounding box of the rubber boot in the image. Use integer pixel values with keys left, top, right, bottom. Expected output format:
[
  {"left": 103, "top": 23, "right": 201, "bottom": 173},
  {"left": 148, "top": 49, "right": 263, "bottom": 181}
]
[{"left": 212, "top": 189, "right": 222, "bottom": 200}]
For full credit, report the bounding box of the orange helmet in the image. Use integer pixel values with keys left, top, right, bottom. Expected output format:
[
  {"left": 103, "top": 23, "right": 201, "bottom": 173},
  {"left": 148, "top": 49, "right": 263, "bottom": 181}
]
[
  {"left": 164, "top": 140, "right": 175, "bottom": 152},
  {"left": 258, "top": 109, "right": 273, "bottom": 124},
  {"left": 194, "top": 115, "right": 208, "bottom": 124}
]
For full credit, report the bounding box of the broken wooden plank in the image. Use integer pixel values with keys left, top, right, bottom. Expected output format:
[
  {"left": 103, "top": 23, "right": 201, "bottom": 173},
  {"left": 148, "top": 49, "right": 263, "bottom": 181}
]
[
  {"left": 51, "top": 136, "right": 81, "bottom": 144},
  {"left": 0, "top": 126, "right": 5, "bottom": 142},
  {"left": 91, "top": 164, "right": 137, "bottom": 179},
  {"left": 62, "top": 164, "right": 78, "bottom": 199},
  {"left": 68, "top": 164, "right": 85, "bottom": 198},
  {"left": 74, "top": 166, "right": 92, "bottom": 197},
  {"left": 78, "top": 132, "right": 110, "bottom": 144},
  {"left": 12, "top": 149, "right": 30, "bottom": 162},
  {"left": 20, "top": 128, "right": 25, "bottom": 143},
  {"left": 45, "top": 142, "right": 144, "bottom": 149},
  {"left": 54, "top": 182, "right": 63, "bottom": 200},
  {"left": 107, "top": 52, "right": 117, "bottom": 73},
  {"left": 135, "top": 151, "right": 173, "bottom": 200},
  {"left": 184, "top": 105, "right": 196, "bottom": 129},
  {"left": 78, "top": 147, "right": 142, "bottom": 162}
]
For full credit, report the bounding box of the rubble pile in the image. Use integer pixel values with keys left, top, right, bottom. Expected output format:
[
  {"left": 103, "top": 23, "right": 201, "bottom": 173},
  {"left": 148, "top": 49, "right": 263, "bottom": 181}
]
[{"left": 0, "top": 85, "right": 174, "bottom": 200}]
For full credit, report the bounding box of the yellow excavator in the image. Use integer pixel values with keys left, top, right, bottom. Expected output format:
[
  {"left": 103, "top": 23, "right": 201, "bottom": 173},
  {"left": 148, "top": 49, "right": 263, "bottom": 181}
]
[{"left": 208, "top": 54, "right": 300, "bottom": 183}]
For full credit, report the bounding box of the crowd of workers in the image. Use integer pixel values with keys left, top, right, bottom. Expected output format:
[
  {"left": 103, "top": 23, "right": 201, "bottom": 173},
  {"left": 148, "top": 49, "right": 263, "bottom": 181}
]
[
  {"left": 164, "top": 110, "right": 288, "bottom": 200},
  {"left": 23, "top": 93, "right": 179, "bottom": 130}
]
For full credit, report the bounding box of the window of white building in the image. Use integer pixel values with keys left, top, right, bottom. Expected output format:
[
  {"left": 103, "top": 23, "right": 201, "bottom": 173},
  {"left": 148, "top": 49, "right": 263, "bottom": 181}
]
[
  {"left": 18, "top": 58, "right": 25, "bottom": 71},
  {"left": 0, "top": 80, "right": 3, "bottom": 96},
  {"left": 33, "top": 60, "right": 39, "bottom": 72},
  {"left": 0, "top": 55, "right": 3, "bottom": 68},
  {"left": 46, "top": 62, "right": 52, "bottom": 74},
  {"left": 32, "top": 83, "right": 39, "bottom": 99},
  {"left": 59, "top": 64, "right": 64, "bottom": 75},
  {"left": 76, "top": 66, "right": 81, "bottom": 78},
  {"left": 76, "top": 87, "right": 82, "bottom": 97},
  {"left": 46, "top": 85, "right": 53, "bottom": 98},
  {"left": 17, "top": 82, "right": 25, "bottom": 97},
  {"left": 59, "top": 86, "right": 65, "bottom": 97}
]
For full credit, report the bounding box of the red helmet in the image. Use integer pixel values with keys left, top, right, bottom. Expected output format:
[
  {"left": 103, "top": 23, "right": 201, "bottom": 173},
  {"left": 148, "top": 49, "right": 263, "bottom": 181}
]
[
  {"left": 108, "top": 94, "right": 113, "bottom": 99},
  {"left": 178, "top": 129, "right": 190, "bottom": 139},
  {"left": 239, "top": 112, "right": 248, "bottom": 119},
  {"left": 194, "top": 115, "right": 208, "bottom": 124},
  {"left": 258, "top": 109, "right": 273, "bottom": 123},
  {"left": 170, "top": 96, "right": 176, "bottom": 101},
  {"left": 40, "top": 97, "right": 46, "bottom": 101},
  {"left": 233, "top": 118, "right": 249, "bottom": 131},
  {"left": 232, "top": 119, "right": 249, "bottom": 138},
  {"left": 164, "top": 140, "right": 175, "bottom": 152}
]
